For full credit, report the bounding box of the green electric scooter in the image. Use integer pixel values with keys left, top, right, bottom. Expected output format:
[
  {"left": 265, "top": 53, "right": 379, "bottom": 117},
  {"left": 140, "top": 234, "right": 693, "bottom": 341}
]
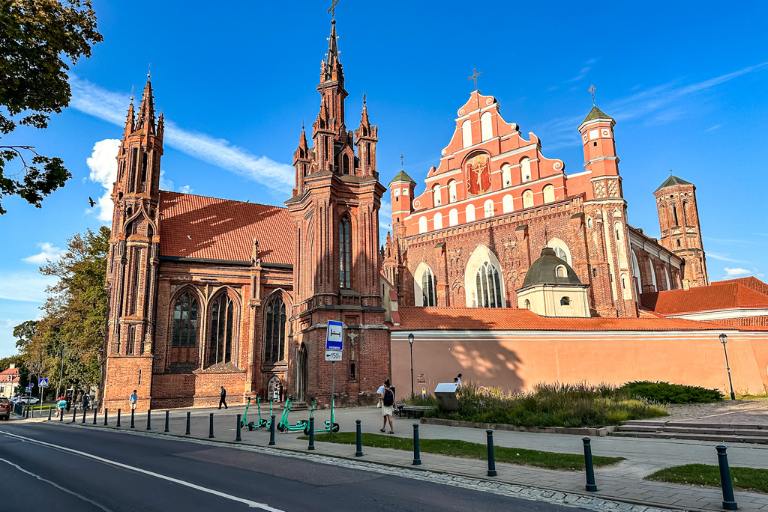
[
  {"left": 276, "top": 397, "right": 309, "bottom": 432},
  {"left": 303, "top": 396, "right": 340, "bottom": 434},
  {"left": 241, "top": 397, "right": 273, "bottom": 431}
]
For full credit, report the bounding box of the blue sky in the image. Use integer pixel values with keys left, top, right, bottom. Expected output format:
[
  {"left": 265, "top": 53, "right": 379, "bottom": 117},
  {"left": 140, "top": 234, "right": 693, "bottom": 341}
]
[{"left": 1, "top": 1, "right": 767, "bottom": 356}]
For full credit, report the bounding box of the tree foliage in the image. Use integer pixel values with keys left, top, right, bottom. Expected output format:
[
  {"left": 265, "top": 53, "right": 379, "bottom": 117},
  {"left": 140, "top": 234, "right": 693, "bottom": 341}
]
[
  {"left": 16, "top": 226, "right": 110, "bottom": 396},
  {"left": 0, "top": 0, "right": 102, "bottom": 214}
]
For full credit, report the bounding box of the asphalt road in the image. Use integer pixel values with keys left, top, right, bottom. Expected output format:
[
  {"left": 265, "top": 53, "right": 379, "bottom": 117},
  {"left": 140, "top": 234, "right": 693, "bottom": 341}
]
[{"left": 0, "top": 422, "right": 587, "bottom": 512}]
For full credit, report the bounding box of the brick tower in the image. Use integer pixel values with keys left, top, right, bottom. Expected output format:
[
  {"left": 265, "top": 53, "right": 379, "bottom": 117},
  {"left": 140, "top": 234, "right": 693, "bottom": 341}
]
[
  {"left": 578, "top": 105, "right": 639, "bottom": 317},
  {"left": 655, "top": 175, "right": 708, "bottom": 288},
  {"left": 286, "top": 19, "right": 389, "bottom": 404},
  {"left": 103, "top": 75, "right": 163, "bottom": 411}
]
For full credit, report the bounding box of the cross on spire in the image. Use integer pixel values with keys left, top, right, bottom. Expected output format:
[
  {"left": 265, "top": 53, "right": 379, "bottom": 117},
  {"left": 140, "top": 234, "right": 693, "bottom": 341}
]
[
  {"left": 400, "top": 153, "right": 404, "bottom": 169},
  {"left": 468, "top": 67, "right": 481, "bottom": 91},
  {"left": 588, "top": 84, "right": 597, "bottom": 106},
  {"left": 328, "top": 0, "right": 339, "bottom": 18}
]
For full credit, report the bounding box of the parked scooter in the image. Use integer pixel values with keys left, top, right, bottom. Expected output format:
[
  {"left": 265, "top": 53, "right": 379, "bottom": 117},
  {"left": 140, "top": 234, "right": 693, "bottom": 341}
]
[
  {"left": 242, "top": 397, "right": 273, "bottom": 431},
  {"left": 276, "top": 397, "right": 309, "bottom": 432},
  {"left": 303, "top": 396, "right": 340, "bottom": 435}
]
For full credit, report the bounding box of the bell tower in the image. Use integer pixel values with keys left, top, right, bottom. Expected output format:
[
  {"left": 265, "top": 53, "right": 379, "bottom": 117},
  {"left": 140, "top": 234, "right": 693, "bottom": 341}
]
[
  {"left": 103, "top": 74, "right": 164, "bottom": 411},
  {"left": 655, "top": 175, "right": 708, "bottom": 288},
  {"left": 286, "top": 17, "right": 389, "bottom": 404}
]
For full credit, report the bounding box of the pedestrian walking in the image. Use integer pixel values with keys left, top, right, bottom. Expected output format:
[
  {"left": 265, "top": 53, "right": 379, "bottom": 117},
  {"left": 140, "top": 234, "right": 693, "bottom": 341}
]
[
  {"left": 379, "top": 380, "right": 395, "bottom": 434},
  {"left": 57, "top": 396, "right": 67, "bottom": 414},
  {"left": 82, "top": 392, "right": 90, "bottom": 411},
  {"left": 218, "top": 386, "right": 228, "bottom": 409},
  {"left": 455, "top": 373, "right": 463, "bottom": 387},
  {"left": 129, "top": 390, "right": 138, "bottom": 411},
  {"left": 376, "top": 382, "right": 385, "bottom": 408}
]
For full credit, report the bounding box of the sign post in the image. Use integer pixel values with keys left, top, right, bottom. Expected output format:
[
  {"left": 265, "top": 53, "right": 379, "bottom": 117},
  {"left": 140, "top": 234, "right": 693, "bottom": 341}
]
[
  {"left": 325, "top": 320, "right": 344, "bottom": 421},
  {"left": 38, "top": 377, "right": 49, "bottom": 418}
]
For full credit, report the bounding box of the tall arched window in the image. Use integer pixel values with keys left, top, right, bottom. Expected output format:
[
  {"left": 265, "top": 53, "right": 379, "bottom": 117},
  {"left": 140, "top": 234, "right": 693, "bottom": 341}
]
[
  {"left": 432, "top": 184, "right": 442, "bottom": 206},
  {"left": 339, "top": 216, "right": 352, "bottom": 288},
  {"left": 342, "top": 154, "right": 351, "bottom": 175},
  {"left": 462, "top": 120, "right": 472, "bottom": 148},
  {"left": 207, "top": 291, "right": 236, "bottom": 367},
  {"left": 543, "top": 184, "right": 555, "bottom": 203},
  {"left": 264, "top": 295, "right": 286, "bottom": 364},
  {"left": 434, "top": 212, "right": 443, "bottom": 230},
  {"left": 502, "top": 194, "right": 514, "bottom": 213},
  {"left": 520, "top": 157, "right": 532, "bottom": 182},
  {"left": 172, "top": 291, "right": 199, "bottom": 347},
  {"left": 484, "top": 199, "right": 494, "bottom": 218},
  {"left": 481, "top": 112, "right": 493, "bottom": 141},
  {"left": 522, "top": 189, "right": 534, "bottom": 208},
  {"left": 418, "top": 216, "right": 428, "bottom": 234},
  {"left": 465, "top": 204, "right": 476, "bottom": 223},
  {"left": 448, "top": 208, "right": 459, "bottom": 226},
  {"left": 475, "top": 262, "right": 503, "bottom": 308},
  {"left": 448, "top": 180, "right": 458, "bottom": 203},
  {"left": 501, "top": 164, "right": 512, "bottom": 187},
  {"left": 421, "top": 267, "right": 436, "bottom": 307}
]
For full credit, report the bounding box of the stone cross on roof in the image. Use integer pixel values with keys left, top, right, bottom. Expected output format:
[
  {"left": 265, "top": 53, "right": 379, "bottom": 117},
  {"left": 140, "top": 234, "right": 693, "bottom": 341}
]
[{"left": 468, "top": 67, "right": 481, "bottom": 91}]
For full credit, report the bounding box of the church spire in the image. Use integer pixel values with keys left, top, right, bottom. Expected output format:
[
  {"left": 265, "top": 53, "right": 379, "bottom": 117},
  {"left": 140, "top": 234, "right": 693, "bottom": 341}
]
[
  {"left": 123, "top": 96, "right": 135, "bottom": 136},
  {"left": 320, "top": 19, "right": 344, "bottom": 85},
  {"left": 136, "top": 73, "right": 156, "bottom": 133}
]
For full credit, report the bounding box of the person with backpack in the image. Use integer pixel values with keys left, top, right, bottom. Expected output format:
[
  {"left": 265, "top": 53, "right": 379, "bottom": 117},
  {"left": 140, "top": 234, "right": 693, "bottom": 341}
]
[{"left": 379, "top": 379, "right": 395, "bottom": 434}]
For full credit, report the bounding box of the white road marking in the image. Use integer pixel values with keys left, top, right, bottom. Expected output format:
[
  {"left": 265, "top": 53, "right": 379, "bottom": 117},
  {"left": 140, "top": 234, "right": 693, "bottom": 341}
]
[
  {"left": 0, "top": 457, "right": 114, "bottom": 512},
  {"left": 0, "top": 430, "right": 284, "bottom": 511}
]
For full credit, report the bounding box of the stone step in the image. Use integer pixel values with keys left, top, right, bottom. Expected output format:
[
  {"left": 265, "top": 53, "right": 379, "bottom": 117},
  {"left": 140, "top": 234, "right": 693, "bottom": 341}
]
[
  {"left": 610, "top": 431, "right": 768, "bottom": 445},
  {"left": 615, "top": 425, "right": 768, "bottom": 437}
]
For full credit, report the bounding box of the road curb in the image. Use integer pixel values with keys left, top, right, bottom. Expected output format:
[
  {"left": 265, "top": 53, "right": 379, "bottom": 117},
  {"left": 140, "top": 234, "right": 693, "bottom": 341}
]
[{"left": 37, "top": 420, "right": 693, "bottom": 512}]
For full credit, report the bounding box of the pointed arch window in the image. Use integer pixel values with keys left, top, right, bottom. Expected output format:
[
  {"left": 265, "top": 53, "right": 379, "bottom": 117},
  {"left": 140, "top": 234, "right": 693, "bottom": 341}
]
[
  {"left": 264, "top": 295, "right": 287, "bottom": 364},
  {"left": 171, "top": 291, "right": 199, "bottom": 347},
  {"left": 339, "top": 215, "right": 352, "bottom": 288},
  {"left": 475, "top": 261, "right": 503, "bottom": 308},
  {"left": 342, "top": 154, "right": 351, "bottom": 175},
  {"left": 421, "top": 267, "right": 437, "bottom": 307},
  {"left": 207, "top": 291, "right": 236, "bottom": 367}
]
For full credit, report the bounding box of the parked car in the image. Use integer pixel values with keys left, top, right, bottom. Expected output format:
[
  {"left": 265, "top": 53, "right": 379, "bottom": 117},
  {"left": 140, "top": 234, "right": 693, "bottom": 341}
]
[
  {"left": 0, "top": 398, "right": 11, "bottom": 420},
  {"left": 10, "top": 396, "right": 39, "bottom": 405}
]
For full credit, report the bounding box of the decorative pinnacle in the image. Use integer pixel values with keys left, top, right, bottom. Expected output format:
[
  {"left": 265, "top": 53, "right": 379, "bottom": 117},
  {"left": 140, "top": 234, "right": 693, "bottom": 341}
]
[
  {"left": 147, "top": 63, "right": 151, "bottom": 80},
  {"left": 588, "top": 84, "right": 597, "bottom": 106}
]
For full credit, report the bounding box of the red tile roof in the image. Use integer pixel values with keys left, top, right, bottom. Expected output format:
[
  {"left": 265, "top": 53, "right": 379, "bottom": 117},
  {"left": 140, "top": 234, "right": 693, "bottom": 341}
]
[
  {"left": 711, "top": 276, "right": 768, "bottom": 297},
  {"left": 0, "top": 367, "right": 20, "bottom": 383},
  {"left": 643, "top": 282, "right": 768, "bottom": 315},
  {"left": 159, "top": 192, "right": 294, "bottom": 265},
  {"left": 393, "top": 307, "right": 726, "bottom": 332}
]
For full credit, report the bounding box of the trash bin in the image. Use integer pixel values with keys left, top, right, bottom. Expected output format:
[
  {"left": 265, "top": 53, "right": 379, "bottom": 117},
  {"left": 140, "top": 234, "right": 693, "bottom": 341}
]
[{"left": 434, "top": 382, "right": 459, "bottom": 411}]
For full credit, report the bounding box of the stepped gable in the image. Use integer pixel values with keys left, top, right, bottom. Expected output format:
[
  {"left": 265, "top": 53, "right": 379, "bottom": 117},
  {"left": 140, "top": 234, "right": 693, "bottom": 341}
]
[
  {"left": 393, "top": 307, "right": 725, "bottom": 331},
  {"left": 642, "top": 280, "right": 768, "bottom": 316},
  {"left": 159, "top": 191, "right": 294, "bottom": 264}
]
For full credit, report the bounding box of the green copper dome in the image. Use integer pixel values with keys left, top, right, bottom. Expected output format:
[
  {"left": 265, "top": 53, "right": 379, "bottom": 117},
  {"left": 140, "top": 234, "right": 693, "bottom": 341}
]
[
  {"left": 521, "top": 248, "right": 583, "bottom": 288},
  {"left": 655, "top": 175, "right": 692, "bottom": 191},
  {"left": 581, "top": 105, "right": 614, "bottom": 125},
  {"left": 389, "top": 170, "right": 416, "bottom": 185}
]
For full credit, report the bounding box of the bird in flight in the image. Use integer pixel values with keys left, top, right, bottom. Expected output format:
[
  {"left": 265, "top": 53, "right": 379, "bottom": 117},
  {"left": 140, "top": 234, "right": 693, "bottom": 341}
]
[{"left": 88, "top": 197, "right": 96, "bottom": 208}]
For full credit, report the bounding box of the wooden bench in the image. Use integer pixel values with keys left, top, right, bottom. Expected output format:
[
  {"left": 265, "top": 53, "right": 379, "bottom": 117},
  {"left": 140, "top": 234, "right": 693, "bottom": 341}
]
[{"left": 394, "top": 404, "right": 435, "bottom": 418}]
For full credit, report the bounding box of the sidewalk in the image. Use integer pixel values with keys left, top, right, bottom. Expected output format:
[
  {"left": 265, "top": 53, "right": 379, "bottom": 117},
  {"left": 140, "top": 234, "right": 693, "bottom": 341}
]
[{"left": 40, "top": 404, "right": 768, "bottom": 511}]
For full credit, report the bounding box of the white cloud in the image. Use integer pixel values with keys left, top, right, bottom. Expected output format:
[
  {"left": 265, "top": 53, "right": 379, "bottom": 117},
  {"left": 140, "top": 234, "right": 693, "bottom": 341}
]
[
  {"left": 70, "top": 75, "right": 294, "bottom": 192},
  {"left": 540, "top": 62, "right": 768, "bottom": 149},
  {"left": 179, "top": 185, "right": 193, "bottom": 194},
  {"left": 23, "top": 242, "right": 65, "bottom": 265},
  {"left": 86, "top": 138, "right": 121, "bottom": 222},
  {"left": 0, "top": 272, "right": 56, "bottom": 303},
  {"left": 723, "top": 267, "right": 751, "bottom": 277},
  {"left": 707, "top": 251, "right": 749, "bottom": 264},
  {"left": 566, "top": 58, "right": 598, "bottom": 83}
]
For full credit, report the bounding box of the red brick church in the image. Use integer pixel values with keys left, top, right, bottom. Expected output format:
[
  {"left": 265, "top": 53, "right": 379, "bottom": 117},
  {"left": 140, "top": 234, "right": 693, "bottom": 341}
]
[{"left": 102, "top": 18, "right": 768, "bottom": 411}]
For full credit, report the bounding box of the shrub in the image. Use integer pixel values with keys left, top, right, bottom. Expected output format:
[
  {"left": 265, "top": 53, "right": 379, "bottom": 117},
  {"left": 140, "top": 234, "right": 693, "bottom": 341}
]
[
  {"left": 619, "top": 381, "right": 723, "bottom": 404},
  {"left": 428, "top": 382, "right": 667, "bottom": 428}
]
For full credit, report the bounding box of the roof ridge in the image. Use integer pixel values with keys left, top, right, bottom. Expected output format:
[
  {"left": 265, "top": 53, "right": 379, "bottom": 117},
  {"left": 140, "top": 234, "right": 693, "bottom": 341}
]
[{"left": 160, "top": 190, "right": 287, "bottom": 210}]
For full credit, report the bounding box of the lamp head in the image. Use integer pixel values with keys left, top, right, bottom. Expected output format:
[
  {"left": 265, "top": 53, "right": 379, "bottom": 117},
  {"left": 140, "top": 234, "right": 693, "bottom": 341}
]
[
  {"left": 719, "top": 333, "right": 728, "bottom": 344},
  {"left": 408, "top": 333, "right": 414, "bottom": 345}
]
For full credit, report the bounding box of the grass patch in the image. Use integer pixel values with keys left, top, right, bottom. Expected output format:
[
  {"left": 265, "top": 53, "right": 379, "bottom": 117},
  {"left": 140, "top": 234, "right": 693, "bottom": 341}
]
[
  {"left": 427, "top": 383, "right": 667, "bottom": 428},
  {"left": 647, "top": 464, "right": 768, "bottom": 494},
  {"left": 619, "top": 381, "right": 723, "bottom": 404},
  {"left": 308, "top": 432, "right": 623, "bottom": 470}
]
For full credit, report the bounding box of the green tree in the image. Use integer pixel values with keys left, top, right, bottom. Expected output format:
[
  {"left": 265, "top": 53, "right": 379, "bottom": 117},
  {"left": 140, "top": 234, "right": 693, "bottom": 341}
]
[
  {"left": 0, "top": 0, "right": 102, "bottom": 214},
  {"left": 19, "top": 226, "right": 110, "bottom": 397}
]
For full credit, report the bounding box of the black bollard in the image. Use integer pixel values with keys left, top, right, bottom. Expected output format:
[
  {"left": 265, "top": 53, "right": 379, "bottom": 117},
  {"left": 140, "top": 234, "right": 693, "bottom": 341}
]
[
  {"left": 716, "top": 445, "right": 738, "bottom": 510},
  {"left": 48, "top": 407, "right": 52, "bottom": 421},
  {"left": 582, "top": 437, "right": 598, "bottom": 492},
  {"left": 72, "top": 406, "right": 77, "bottom": 423},
  {"left": 81, "top": 407, "right": 86, "bottom": 424},
  {"left": 412, "top": 424, "right": 422, "bottom": 466},
  {"left": 146, "top": 409, "right": 152, "bottom": 430},
  {"left": 208, "top": 413, "right": 214, "bottom": 439},
  {"left": 117, "top": 408, "right": 121, "bottom": 427},
  {"left": 59, "top": 408, "right": 64, "bottom": 422},
  {"left": 269, "top": 415, "right": 276, "bottom": 446},
  {"left": 308, "top": 417, "right": 315, "bottom": 451},
  {"left": 185, "top": 411, "right": 191, "bottom": 435},
  {"left": 236, "top": 414, "right": 242, "bottom": 442},
  {"left": 164, "top": 410, "right": 170, "bottom": 433},
  {"left": 104, "top": 408, "right": 108, "bottom": 426},
  {"left": 355, "top": 419, "right": 363, "bottom": 457},
  {"left": 486, "top": 430, "right": 497, "bottom": 477},
  {"left": 130, "top": 408, "right": 135, "bottom": 429},
  {"left": 93, "top": 408, "right": 97, "bottom": 425}
]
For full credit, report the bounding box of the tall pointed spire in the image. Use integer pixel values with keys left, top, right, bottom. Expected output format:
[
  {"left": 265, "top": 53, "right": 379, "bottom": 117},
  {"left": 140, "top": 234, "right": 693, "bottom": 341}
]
[
  {"left": 359, "top": 94, "right": 370, "bottom": 130},
  {"left": 321, "top": 19, "right": 343, "bottom": 84},
  {"left": 123, "top": 96, "right": 135, "bottom": 136},
  {"left": 136, "top": 72, "right": 155, "bottom": 133}
]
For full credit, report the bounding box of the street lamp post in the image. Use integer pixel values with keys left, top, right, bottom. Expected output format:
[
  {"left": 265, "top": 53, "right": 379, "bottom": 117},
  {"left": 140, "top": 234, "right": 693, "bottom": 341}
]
[
  {"left": 408, "top": 333, "right": 415, "bottom": 399},
  {"left": 719, "top": 333, "right": 736, "bottom": 401}
]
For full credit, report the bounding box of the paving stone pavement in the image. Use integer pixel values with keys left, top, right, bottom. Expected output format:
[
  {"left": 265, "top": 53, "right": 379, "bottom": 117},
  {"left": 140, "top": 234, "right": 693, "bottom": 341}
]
[{"left": 39, "top": 405, "right": 768, "bottom": 511}]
